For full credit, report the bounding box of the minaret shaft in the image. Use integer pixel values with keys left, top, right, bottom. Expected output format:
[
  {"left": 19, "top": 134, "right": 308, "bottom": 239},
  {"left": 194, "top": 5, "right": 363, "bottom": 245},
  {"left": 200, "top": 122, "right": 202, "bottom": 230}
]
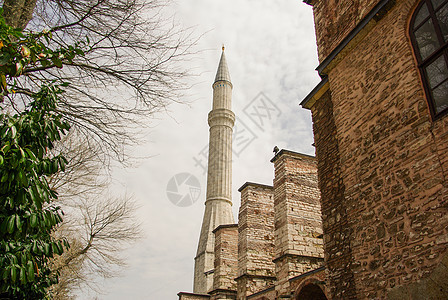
[{"left": 193, "top": 49, "right": 235, "bottom": 294}]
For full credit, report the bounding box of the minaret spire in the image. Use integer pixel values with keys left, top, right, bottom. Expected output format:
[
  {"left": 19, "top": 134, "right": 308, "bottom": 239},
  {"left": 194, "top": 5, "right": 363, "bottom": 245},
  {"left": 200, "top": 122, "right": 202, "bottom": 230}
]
[
  {"left": 193, "top": 48, "right": 235, "bottom": 294},
  {"left": 214, "top": 46, "right": 231, "bottom": 84}
]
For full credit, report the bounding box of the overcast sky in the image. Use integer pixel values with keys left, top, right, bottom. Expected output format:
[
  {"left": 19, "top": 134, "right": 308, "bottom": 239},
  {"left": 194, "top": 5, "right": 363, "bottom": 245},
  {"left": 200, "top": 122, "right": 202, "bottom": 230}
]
[{"left": 80, "top": 0, "right": 320, "bottom": 299}]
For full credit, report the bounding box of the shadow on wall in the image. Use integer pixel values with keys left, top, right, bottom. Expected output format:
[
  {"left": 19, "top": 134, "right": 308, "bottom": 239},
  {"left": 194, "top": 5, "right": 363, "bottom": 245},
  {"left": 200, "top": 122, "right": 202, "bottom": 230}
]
[{"left": 296, "top": 283, "right": 327, "bottom": 300}]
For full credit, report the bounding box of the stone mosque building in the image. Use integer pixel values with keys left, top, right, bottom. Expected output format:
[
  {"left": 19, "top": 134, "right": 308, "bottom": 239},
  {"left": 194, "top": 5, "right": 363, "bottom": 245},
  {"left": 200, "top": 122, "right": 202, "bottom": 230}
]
[{"left": 180, "top": 0, "right": 448, "bottom": 299}]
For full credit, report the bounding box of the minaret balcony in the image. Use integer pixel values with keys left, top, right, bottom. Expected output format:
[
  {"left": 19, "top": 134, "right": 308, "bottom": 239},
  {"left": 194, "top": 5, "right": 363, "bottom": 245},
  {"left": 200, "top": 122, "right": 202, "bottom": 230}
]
[{"left": 208, "top": 108, "right": 235, "bottom": 128}]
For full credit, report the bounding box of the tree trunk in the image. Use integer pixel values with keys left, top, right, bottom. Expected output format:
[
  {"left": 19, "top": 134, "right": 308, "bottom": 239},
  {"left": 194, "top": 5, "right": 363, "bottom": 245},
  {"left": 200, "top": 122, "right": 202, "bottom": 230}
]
[{"left": 2, "top": 0, "right": 37, "bottom": 29}]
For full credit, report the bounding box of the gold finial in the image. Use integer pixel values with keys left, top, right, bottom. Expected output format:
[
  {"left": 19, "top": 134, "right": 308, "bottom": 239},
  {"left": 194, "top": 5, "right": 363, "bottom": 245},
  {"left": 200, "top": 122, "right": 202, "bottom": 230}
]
[{"left": 222, "top": 44, "right": 225, "bottom": 51}]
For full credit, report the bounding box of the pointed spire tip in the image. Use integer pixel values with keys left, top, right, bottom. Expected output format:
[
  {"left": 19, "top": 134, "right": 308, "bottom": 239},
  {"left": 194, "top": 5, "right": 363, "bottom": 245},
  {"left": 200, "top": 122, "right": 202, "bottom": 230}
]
[{"left": 214, "top": 44, "right": 231, "bottom": 84}]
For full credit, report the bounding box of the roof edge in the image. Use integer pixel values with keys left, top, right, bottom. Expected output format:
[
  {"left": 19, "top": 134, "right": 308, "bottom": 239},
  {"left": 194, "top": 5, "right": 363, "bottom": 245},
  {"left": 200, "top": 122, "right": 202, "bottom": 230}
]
[
  {"left": 300, "top": 76, "right": 329, "bottom": 109},
  {"left": 270, "top": 149, "right": 316, "bottom": 163},
  {"left": 238, "top": 182, "right": 273, "bottom": 192},
  {"left": 212, "top": 223, "right": 238, "bottom": 233}
]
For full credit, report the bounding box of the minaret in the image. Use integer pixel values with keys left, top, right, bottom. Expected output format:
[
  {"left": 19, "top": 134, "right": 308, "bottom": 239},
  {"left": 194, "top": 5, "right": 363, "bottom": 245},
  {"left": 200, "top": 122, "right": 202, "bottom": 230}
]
[{"left": 193, "top": 47, "right": 235, "bottom": 294}]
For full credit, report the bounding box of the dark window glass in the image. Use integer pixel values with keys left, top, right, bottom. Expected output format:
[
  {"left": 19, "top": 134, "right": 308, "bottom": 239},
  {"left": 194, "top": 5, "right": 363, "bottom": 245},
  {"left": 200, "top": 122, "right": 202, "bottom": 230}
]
[
  {"left": 411, "top": 0, "right": 448, "bottom": 118},
  {"left": 432, "top": 81, "right": 448, "bottom": 113},
  {"left": 415, "top": 19, "right": 439, "bottom": 60},
  {"left": 436, "top": 3, "right": 448, "bottom": 40},
  {"left": 425, "top": 55, "right": 448, "bottom": 88},
  {"left": 415, "top": 3, "right": 430, "bottom": 26},
  {"left": 431, "top": 0, "right": 446, "bottom": 10}
]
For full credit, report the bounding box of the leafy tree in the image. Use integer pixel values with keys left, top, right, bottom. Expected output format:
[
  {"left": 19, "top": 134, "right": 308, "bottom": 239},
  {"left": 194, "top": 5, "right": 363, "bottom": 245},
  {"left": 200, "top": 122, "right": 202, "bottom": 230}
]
[
  {"left": 0, "top": 85, "right": 68, "bottom": 298},
  {"left": 0, "top": 13, "right": 82, "bottom": 298}
]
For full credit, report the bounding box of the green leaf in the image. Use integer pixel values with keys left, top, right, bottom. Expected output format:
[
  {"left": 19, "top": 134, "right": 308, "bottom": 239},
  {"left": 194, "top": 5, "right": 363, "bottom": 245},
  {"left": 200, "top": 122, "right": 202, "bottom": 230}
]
[
  {"left": 25, "top": 148, "right": 37, "bottom": 161},
  {"left": 10, "top": 266, "right": 17, "bottom": 283},
  {"left": 32, "top": 240, "right": 38, "bottom": 253},
  {"left": 30, "top": 214, "right": 38, "bottom": 228},
  {"left": 10, "top": 252, "right": 17, "bottom": 264},
  {"left": 55, "top": 212, "right": 62, "bottom": 223},
  {"left": 1, "top": 127, "right": 8, "bottom": 139},
  {"left": 19, "top": 266, "right": 26, "bottom": 284},
  {"left": 51, "top": 57, "right": 62, "bottom": 68},
  {"left": 0, "top": 74, "right": 6, "bottom": 90},
  {"left": 29, "top": 186, "right": 42, "bottom": 210},
  {"left": 27, "top": 261, "right": 35, "bottom": 282},
  {"left": 15, "top": 215, "right": 22, "bottom": 232},
  {"left": 58, "top": 156, "right": 65, "bottom": 171},
  {"left": 43, "top": 243, "right": 50, "bottom": 256},
  {"left": 2, "top": 267, "right": 9, "bottom": 281},
  {"left": 51, "top": 242, "right": 58, "bottom": 255},
  {"left": 10, "top": 125, "right": 16, "bottom": 138},
  {"left": 44, "top": 211, "right": 52, "bottom": 227},
  {"left": 19, "top": 170, "right": 29, "bottom": 187},
  {"left": 19, "top": 147, "right": 25, "bottom": 159},
  {"left": 1, "top": 172, "right": 8, "bottom": 182},
  {"left": 52, "top": 159, "right": 58, "bottom": 173},
  {"left": 17, "top": 170, "right": 24, "bottom": 186},
  {"left": 7, "top": 215, "right": 15, "bottom": 233},
  {"left": 58, "top": 241, "right": 64, "bottom": 254}
]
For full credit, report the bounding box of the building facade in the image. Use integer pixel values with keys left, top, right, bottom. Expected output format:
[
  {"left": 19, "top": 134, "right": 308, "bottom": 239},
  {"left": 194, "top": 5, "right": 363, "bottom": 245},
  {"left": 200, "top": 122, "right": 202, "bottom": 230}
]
[
  {"left": 302, "top": 0, "right": 448, "bottom": 298},
  {"left": 179, "top": 150, "right": 327, "bottom": 300},
  {"left": 180, "top": 1, "right": 448, "bottom": 298}
]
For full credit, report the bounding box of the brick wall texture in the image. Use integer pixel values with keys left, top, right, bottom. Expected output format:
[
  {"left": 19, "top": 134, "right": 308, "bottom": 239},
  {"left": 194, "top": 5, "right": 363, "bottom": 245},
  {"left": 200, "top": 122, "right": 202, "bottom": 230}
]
[
  {"left": 312, "top": 89, "right": 357, "bottom": 298},
  {"left": 271, "top": 151, "right": 324, "bottom": 296},
  {"left": 312, "top": 0, "right": 379, "bottom": 62},
  {"left": 237, "top": 183, "right": 276, "bottom": 299},
  {"left": 309, "top": 0, "right": 448, "bottom": 298},
  {"left": 211, "top": 224, "right": 238, "bottom": 298}
]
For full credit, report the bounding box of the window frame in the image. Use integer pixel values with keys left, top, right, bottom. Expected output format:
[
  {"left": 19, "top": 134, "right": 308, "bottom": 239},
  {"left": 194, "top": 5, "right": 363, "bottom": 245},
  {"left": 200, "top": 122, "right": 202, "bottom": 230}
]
[{"left": 410, "top": 0, "right": 448, "bottom": 120}]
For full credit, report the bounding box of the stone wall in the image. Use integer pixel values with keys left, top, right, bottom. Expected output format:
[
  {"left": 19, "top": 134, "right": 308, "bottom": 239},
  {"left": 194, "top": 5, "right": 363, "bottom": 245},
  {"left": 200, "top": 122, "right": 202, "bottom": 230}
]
[
  {"left": 210, "top": 224, "right": 238, "bottom": 300},
  {"left": 311, "top": 89, "right": 356, "bottom": 298},
  {"left": 237, "top": 183, "right": 276, "bottom": 299},
  {"left": 307, "top": 0, "right": 448, "bottom": 298},
  {"left": 310, "top": 0, "right": 379, "bottom": 62},
  {"left": 271, "top": 150, "right": 324, "bottom": 297}
]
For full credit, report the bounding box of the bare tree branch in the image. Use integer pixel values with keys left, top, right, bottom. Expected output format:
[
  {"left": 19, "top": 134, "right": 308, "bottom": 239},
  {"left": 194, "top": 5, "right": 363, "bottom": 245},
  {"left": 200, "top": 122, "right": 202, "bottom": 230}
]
[
  {"left": 2, "top": 0, "right": 198, "bottom": 164},
  {"left": 48, "top": 131, "right": 143, "bottom": 297}
]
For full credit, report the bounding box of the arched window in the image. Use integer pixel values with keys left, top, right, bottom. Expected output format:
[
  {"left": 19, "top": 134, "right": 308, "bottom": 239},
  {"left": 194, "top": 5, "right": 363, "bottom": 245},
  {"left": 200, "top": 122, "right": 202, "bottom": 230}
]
[{"left": 410, "top": 0, "right": 448, "bottom": 119}]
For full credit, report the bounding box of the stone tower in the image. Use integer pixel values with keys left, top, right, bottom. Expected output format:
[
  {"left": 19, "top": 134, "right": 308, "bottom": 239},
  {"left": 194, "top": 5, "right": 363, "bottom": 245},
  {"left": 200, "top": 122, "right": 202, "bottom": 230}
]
[{"left": 193, "top": 47, "right": 235, "bottom": 294}]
